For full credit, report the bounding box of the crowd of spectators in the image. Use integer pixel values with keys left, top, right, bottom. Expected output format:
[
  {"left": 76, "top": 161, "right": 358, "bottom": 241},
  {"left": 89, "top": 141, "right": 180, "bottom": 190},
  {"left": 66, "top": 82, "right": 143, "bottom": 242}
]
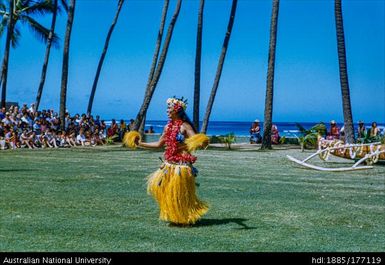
[{"left": 0, "top": 103, "right": 131, "bottom": 150}]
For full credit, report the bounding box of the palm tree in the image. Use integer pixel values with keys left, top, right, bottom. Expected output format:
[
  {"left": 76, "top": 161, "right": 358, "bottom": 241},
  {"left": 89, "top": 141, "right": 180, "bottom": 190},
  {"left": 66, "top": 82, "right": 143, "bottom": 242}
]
[
  {"left": 193, "top": 0, "right": 205, "bottom": 131},
  {"left": 133, "top": 0, "right": 182, "bottom": 131},
  {"left": 201, "top": 0, "right": 237, "bottom": 134},
  {"left": 335, "top": 0, "right": 355, "bottom": 144},
  {"left": 0, "top": 0, "right": 57, "bottom": 108},
  {"left": 59, "top": 0, "right": 75, "bottom": 130},
  {"left": 138, "top": 0, "right": 169, "bottom": 134},
  {"left": 35, "top": 0, "right": 68, "bottom": 112},
  {"left": 261, "top": 0, "right": 280, "bottom": 150},
  {"left": 0, "top": 0, "right": 14, "bottom": 108},
  {"left": 86, "top": 0, "right": 125, "bottom": 116}
]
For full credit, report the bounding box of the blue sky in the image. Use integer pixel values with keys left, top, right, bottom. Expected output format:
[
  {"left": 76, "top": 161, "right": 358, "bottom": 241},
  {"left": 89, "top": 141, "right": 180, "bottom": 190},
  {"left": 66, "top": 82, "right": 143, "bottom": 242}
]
[{"left": 1, "top": 0, "right": 384, "bottom": 123}]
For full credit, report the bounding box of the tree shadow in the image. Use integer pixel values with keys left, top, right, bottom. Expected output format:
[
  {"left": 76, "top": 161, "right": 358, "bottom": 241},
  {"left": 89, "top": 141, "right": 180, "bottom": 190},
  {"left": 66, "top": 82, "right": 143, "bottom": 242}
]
[{"left": 194, "top": 218, "right": 257, "bottom": 230}]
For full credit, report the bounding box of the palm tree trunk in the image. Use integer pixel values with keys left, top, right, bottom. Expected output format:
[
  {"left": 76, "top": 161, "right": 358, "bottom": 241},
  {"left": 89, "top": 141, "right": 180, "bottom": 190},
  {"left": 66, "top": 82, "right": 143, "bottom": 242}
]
[
  {"left": 138, "top": 118, "right": 145, "bottom": 135},
  {"left": 35, "top": 0, "right": 58, "bottom": 112},
  {"left": 133, "top": 0, "right": 182, "bottom": 131},
  {"left": 87, "top": 0, "right": 125, "bottom": 116},
  {"left": 59, "top": 0, "right": 76, "bottom": 131},
  {"left": 139, "top": 0, "right": 170, "bottom": 135},
  {"left": 193, "top": 0, "right": 205, "bottom": 131},
  {"left": 201, "top": 0, "right": 237, "bottom": 134},
  {"left": 261, "top": 0, "right": 280, "bottom": 150},
  {"left": 335, "top": 0, "right": 355, "bottom": 144},
  {"left": 0, "top": 0, "right": 15, "bottom": 109}
]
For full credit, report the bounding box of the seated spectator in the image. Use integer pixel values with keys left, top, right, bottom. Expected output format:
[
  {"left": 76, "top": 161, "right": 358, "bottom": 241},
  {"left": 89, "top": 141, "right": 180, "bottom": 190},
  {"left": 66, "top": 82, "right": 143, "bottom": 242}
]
[
  {"left": 40, "top": 119, "right": 48, "bottom": 134},
  {"left": 30, "top": 131, "right": 42, "bottom": 148},
  {"left": 145, "top": 126, "right": 155, "bottom": 134},
  {"left": 21, "top": 112, "right": 32, "bottom": 128},
  {"left": 249, "top": 119, "right": 262, "bottom": 144},
  {"left": 367, "top": 122, "right": 380, "bottom": 142},
  {"left": 93, "top": 128, "right": 105, "bottom": 146},
  {"left": 20, "top": 129, "right": 34, "bottom": 149},
  {"left": 327, "top": 120, "right": 340, "bottom": 140},
  {"left": 66, "top": 130, "right": 77, "bottom": 147},
  {"left": 107, "top": 119, "right": 118, "bottom": 138},
  {"left": 85, "top": 131, "right": 92, "bottom": 146},
  {"left": 76, "top": 128, "right": 86, "bottom": 146},
  {"left": 2, "top": 112, "right": 12, "bottom": 126},
  {"left": 33, "top": 119, "right": 41, "bottom": 134},
  {"left": 45, "top": 129, "right": 58, "bottom": 148},
  {"left": 0, "top": 129, "right": 5, "bottom": 150},
  {"left": 56, "top": 131, "right": 66, "bottom": 147},
  {"left": 6, "top": 129, "right": 18, "bottom": 149},
  {"left": 271, "top": 124, "right": 280, "bottom": 145}
]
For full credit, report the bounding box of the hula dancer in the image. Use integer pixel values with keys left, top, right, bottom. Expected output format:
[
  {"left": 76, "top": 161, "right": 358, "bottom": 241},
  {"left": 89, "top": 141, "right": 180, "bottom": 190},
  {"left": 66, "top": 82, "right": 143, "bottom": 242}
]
[{"left": 124, "top": 97, "right": 209, "bottom": 226}]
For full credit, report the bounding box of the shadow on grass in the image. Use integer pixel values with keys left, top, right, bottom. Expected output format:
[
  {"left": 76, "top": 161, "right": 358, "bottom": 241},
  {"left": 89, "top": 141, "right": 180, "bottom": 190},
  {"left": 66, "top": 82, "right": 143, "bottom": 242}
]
[
  {"left": 195, "top": 218, "right": 257, "bottom": 230},
  {"left": 0, "top": 169, "right": 35, "bottom": 172}
]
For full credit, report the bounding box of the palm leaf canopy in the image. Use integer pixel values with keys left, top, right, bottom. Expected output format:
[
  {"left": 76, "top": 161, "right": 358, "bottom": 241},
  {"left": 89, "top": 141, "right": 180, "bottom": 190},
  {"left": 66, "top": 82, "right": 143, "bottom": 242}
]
[{"left": 0, "top": 0, "right": 59, "bottom": 47}]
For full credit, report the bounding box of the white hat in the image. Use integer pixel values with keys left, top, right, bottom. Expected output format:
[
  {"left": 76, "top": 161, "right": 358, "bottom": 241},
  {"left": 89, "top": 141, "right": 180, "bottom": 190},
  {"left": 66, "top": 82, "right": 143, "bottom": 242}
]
[
  {"left": 330, "top": 120, "right": 336, "bottom": 124},
  {"left": 254, "top": 119, "right": 260, "bottom": 123}
]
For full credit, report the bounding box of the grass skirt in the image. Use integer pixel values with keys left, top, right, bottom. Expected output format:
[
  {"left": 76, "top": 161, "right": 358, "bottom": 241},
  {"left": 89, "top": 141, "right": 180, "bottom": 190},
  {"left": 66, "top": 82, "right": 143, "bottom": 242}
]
[{"left": 147, "top": 162, "right": 208, "bottom": 225}]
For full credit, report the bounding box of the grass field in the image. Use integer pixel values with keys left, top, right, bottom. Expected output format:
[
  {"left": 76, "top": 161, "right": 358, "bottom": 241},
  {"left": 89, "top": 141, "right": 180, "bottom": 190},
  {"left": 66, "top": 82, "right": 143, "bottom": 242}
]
[{"left": 0, "top": 145, "right": 384, "bottom": 252}]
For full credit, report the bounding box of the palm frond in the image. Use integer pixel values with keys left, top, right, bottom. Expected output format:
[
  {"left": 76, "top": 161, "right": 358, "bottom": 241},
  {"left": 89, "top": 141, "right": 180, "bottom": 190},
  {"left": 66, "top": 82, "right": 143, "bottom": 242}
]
[
  {"left": 309, "top": 123, "right": 326, "bottom": 135},
  {"left": 0, "top": 1, "right": 6, "bottom": 11},
  {"left": 11, "top": 25, "right": 21, "bottom": 48},
  {"left": 0, "top": 13, "right": 7, "bottom": 36},
  {"left": 21, "top": 0, "right": 56, "bottom": 16},
  {"left": 50, "top": 32, "right": 60, "bottom": 49},
  {"left": 60, "top": 0, "right": 68, "bottom": 12},
  {"left": 19, "top": 14, "right": 58, "bottom": 45},
  {"left": 15, "top": 0, "right": 25, "bottom": 11},
  {"left": 295, "top": 122, "right": 308, "bottom": 134}
]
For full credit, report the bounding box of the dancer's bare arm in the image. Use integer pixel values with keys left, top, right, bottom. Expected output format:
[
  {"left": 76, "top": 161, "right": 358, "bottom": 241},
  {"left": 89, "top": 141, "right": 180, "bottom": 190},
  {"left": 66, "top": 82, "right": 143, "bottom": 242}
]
[
  {"left": 181, "top": 122, "right": 196, "bottom": 138},
  {"left": 137, "top": 126, "right": 166, "bottom": 149}
]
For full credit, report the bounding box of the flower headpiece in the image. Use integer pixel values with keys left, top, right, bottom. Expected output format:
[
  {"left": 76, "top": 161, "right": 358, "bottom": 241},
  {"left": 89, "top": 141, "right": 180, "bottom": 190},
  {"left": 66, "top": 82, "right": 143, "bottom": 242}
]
[{"left": 167, "top": 96, "right": 187, "bottom": 113}]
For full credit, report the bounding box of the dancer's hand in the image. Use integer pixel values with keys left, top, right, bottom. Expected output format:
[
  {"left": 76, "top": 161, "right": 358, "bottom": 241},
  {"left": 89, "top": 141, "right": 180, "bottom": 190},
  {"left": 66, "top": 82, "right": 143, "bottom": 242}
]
[{"left": 134, "top": 136, "right": 141, "bottom": 146}]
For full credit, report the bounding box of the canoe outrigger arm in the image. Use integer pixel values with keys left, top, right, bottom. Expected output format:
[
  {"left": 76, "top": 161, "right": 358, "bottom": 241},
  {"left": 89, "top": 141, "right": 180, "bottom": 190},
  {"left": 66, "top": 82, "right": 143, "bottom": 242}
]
[{"left": 287, "top": 140, "right": 385, "bottom": 172}]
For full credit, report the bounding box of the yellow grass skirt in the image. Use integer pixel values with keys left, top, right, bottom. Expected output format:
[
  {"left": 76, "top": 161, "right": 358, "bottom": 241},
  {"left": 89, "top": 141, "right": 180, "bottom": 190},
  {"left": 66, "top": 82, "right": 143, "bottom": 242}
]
[{"left": 147, "top": 162, "right": 208, "bottom": 225}]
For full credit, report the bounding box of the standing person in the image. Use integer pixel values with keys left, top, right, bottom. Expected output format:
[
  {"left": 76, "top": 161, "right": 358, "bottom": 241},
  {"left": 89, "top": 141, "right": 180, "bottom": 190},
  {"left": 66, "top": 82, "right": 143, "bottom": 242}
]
[
  {"left": 249, "top": 119, "right": 261, "bottom": 144},
  {"left": 357, "top": 120, "right": 366, "bottom": 140},
  {"left": 119, "top": 119, "right": 127, "bottom": 140},
  {"left": 94, "top": 115, "right": 101, "bottom": 127},
  {"left": 271, "top": 124, "right": 280, "bottom": 144},
  {"left": 128, "top": 119, "right": 135, "bottom": 131},
  {"left": 124, "top": 97, "right": 209, "bottom": 226}
]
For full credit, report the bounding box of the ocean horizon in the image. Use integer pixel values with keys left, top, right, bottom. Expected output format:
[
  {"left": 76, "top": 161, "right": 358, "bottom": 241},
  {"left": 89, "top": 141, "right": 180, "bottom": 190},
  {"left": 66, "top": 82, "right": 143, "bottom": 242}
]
[{"left": 105, "top": 120, "right": 385, "bottom": 137}]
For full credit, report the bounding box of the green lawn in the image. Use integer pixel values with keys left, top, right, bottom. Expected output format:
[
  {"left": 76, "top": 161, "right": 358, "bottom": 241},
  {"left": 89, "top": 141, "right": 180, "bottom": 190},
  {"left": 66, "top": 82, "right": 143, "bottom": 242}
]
[{"left": 0, "top": 146, "right": 384, "bottom": 251}]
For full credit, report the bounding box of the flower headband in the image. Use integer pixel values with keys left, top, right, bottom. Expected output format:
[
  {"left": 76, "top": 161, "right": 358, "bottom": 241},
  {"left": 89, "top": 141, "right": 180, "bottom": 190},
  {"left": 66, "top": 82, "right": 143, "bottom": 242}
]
[{"left": 167, "top": 96, "right": 187, "bottom": 112}]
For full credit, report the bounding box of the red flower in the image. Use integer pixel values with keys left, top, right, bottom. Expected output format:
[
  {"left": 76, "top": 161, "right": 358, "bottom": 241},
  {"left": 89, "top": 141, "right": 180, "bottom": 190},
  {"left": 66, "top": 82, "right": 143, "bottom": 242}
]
[{"left": 164, "top": 120, "right": 197, "bottom": 164}]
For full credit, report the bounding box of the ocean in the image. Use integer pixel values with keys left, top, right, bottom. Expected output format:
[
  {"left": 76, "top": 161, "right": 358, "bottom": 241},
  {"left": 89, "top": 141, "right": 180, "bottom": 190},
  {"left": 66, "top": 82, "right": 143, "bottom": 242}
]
[{"left": 129, "top": 120, "right": 385, "bottom": 137}]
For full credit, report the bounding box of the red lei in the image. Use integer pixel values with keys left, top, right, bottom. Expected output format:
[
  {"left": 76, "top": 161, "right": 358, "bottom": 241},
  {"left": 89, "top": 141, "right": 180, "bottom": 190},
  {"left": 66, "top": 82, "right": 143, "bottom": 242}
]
[{"left": 164, "top": 120, "right": 197, "bottom": 164}]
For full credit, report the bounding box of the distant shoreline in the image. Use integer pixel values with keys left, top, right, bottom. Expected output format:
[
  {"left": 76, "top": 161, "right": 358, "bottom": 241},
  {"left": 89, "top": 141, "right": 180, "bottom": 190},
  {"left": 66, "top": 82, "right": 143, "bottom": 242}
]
[{"left": 106, "top": 120, "right": 385, "bottom": 138}]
